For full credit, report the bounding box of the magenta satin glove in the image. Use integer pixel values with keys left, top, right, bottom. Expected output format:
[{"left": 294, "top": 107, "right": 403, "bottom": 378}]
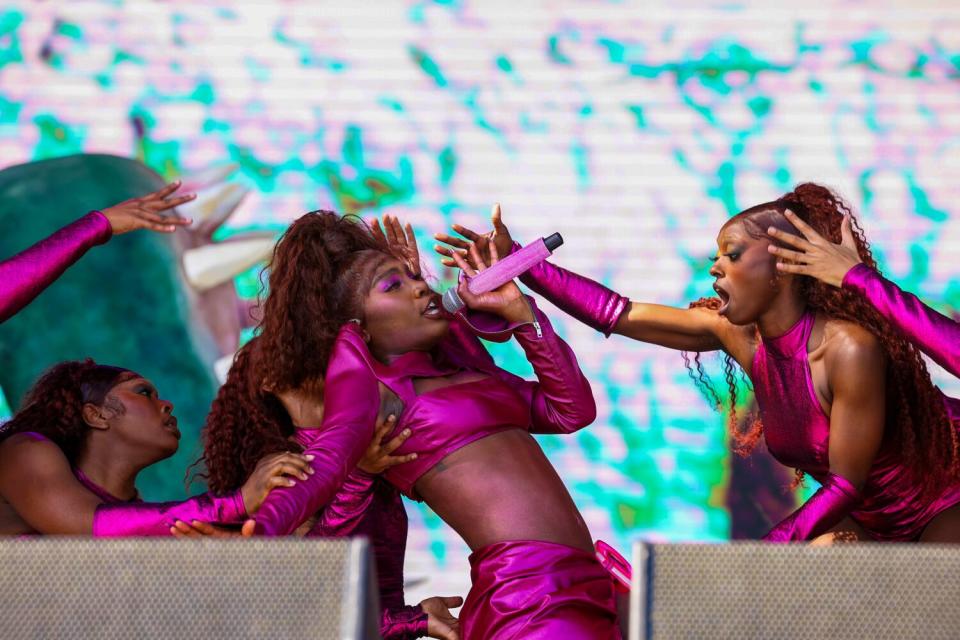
[
  {"left": 510, "top": 241, "right": 628, "bottom": 337},
  {"left": 763, "top": 472, "right": 862, "bottom": 542},
  {"left": 0, "top": 211, "right": 112, "bottom": 323},
  {"left": 92, "top": 490, "right": 245, "bottom": 537},
  {"left": 253, "top": 324, "right": 379, "bottom": 536},
  {"left": 843, "top": 263, "right": 960, "bottom": 379}
]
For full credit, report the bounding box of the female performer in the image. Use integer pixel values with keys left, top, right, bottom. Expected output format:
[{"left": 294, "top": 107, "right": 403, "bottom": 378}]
[
  {"left": 766, "top": 210, "right": 960, "bottom": 380},
  {"left": 0, "top": 182, "right": 193, "bottom": 323},
  {"left": 437, "top": 185, "right": 960, "bottom": 543},
  {"left": 0, "top": 359, "right": 309, "bottom": 536},
  {"left": 201, "top": 211, "right": 621, "bottom": 639}
]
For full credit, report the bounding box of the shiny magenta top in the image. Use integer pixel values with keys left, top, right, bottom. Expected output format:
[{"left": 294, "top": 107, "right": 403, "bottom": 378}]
[
  {"left": 752, "top": 309, "right": 960, "bottom": 541},
  {"left": 0, "top": 211, "right": 112, "bottom": 323},
  {"left": 332, "top": 300, "right": 594, "bottom": 499}
]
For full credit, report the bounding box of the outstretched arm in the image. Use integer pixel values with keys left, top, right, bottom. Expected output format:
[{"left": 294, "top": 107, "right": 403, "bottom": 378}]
[
  {"left": 0, "top": 433, "right": 308, "bottom": 536},
  {"left": 0, "top": 182, "right": 193, "bottom": 323},
  {"left": 764, "top": 327, "right": 883, "bottom": 541},
  {"left": 435, "top": 205, "right": 746, "bottom": 356}
]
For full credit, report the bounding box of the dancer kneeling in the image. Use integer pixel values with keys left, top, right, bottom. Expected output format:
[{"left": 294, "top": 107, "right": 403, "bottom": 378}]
[
  {"left": 0, "top": 360, "right": 308, "bottom": 536},
  {"left": 203, "top": 212, "right": 621, "bottom": 639}
]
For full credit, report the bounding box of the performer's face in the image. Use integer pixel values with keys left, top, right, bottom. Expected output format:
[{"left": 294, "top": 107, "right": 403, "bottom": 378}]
[
  {"left": 362, "top": 256, "right": 449, "bottom": 360},
  {"left": 90, "top": 373, "right": 180, "bottom": 459},
  {"left": 709, "top": 219, "right": 781, "bottom": 325}
]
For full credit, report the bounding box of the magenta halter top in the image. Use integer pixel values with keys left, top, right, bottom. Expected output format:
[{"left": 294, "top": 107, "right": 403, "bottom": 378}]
[{"left": 752, "top": 309, "right": 960, "bottom": 541}]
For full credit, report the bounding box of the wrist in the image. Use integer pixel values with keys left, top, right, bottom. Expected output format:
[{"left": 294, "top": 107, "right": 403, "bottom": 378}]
[{"left": 498, "top": 298, "right": 535, "bottom": 324}]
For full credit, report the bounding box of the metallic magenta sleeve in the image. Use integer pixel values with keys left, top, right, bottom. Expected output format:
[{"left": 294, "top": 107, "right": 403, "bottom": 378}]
[
  {"left": 511, "top": 241, "right": 629, "bottom": 337},
  {"left": 309, "top": 470, "right": 427, "bottom": 639},
  {"left": 843, "top": 263, "right": 960, "bottom": 379},
  {"left": 762, "top": 472, "right": 862, "bottom": 542},
  {"left": 92, "top": 490, "right": 246, "bottom": 537},
  {"left": 499, "top": 303, "right": 597, "bottom": 434},
  {"left": 0, "top": 211, "right": 112, "bottom": 322},
  {"left": 253, "top": 324, "right": 380, "bottom": 536}
]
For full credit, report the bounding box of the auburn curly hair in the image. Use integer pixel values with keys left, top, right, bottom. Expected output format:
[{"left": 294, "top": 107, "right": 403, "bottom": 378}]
[
  {"left": 0, "top": 359, "right": 131, "bottom": 464},
  {"left": 685, "top": 182, "right": 960, "bottom": 497},
  {"left": 199, "top": 211, "right": 392, "bottom": 492}
]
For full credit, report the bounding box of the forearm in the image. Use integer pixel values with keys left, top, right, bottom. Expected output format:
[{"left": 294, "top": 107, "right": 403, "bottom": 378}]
[
  {"left": 843, "top": 263, "right": 960, "bottom": 378},
  {"left": 512, "top": 305, "right": 597, "bottom": 433},
  {"left": 0, "top": 211, "right": 112, "bottom": 322},
  {"left": 381, "top": 606, "right": 428, "bottom": 640},
  {"left": 763, "top": 473, "right": 861, "bottom": 542},
  {"left": 513, "top": 242, "right": 628, "bottom": 337},
  {"left": 92, "top": 491, "right": 246, "bottom": 537}
]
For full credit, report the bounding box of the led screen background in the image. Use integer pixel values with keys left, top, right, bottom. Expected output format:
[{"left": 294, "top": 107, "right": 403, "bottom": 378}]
[{"left": 1, "top": 0, "right": 959, "bottom": 600}]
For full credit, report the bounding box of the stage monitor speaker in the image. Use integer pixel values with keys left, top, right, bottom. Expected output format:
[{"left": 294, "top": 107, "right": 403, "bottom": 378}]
[
  {"left": 0, "top": 537, "right": 380, "bottom": 640},
  {"left": 630, "top": 542, "right": 960, "bottom": 640}
]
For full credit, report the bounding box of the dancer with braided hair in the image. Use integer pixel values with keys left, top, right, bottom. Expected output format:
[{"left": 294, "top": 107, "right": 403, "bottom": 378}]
[
  {"left": 437, "top": 184, "right": 960, "bottom": 543},
  {"left": 0, "top": 359, "right": 311, "bottom": 537}
]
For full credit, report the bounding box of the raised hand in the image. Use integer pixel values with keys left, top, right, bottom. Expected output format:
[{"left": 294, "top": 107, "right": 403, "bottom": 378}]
[
  {"left": 357, "top": 414, "right": 418, "bottom": 475},
  {"left": 100, "top": 181, "right": 195, "bottom": 235},
  {"left": 420, "top": 595, "right": 464, "bottom": 640},
  {"left": 240, "top": 451, "right": 316, "bottom": 514},
  {"left": 767, "top": 210, "right": 862, "bottom": 288},
  {"left": 434, "top": 203, "right": 513, "bottom": 269},
  {"left": 371, "top": 214, "right": 422, "bottom": 277},
  {"left": 450, "top": 239, "right": 533, "bottom": 324}
]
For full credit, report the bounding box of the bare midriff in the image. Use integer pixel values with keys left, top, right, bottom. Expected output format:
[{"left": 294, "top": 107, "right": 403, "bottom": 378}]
[{"left": 415, "top": 428, "right": 594, "bottom": 552}]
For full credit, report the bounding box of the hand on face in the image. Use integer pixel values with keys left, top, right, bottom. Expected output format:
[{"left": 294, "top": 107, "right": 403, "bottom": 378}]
[
  {"left": 434, "top": 203, "right": 514, "bottom": 269},
  {"left": 371, "top": 214, "right": 422, "bottom": 277},
  {"left": 240, "top": 451, "right": 316, "bottom": 515},
  {"left": 101, "top": 181, "right": 195, "bottom": 235},
  {"left": 449, "top": 240, "right": 534, "bottom": 324},
  {"left": 357, "top": 414, "right": 417, "bottom": 475},
  {"left": 420, "top": 595, "right": 464, "bottom": 640},
  {"left": 766, "top": 210, "right": 862, "bottom": 288}
]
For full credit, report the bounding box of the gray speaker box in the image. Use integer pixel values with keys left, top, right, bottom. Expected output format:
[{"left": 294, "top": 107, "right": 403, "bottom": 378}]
[
  {"left": 0, "top": 537, "right": 380, "bottom": 639},
  {"left": 630, "top": 542, "right": 960, "bottom": 640}
]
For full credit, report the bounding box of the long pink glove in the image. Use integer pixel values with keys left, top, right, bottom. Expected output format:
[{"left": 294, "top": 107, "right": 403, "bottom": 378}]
[
  {"left": 93, "top": 491, "right": 246, "bottom": 536},
  {"left": 253, "top": 324, "right": 379, "bottom": 536},
  {"left": 843, "top": 263, "right": 960, "bottom": 379},
  {"left": 0, "top": 211, "right": 112, "bottom": 323},
  {"left": 510, "top": 242, "right": 628, "bottom": 337},
  {"left": 309, "top": 468, "right": 428, "bottom": 640},
  {"left": 763, "top": 472, "right": 862, "bottom": 542}
]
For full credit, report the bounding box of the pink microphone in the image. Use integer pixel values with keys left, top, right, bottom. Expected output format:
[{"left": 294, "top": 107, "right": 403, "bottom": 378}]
[{"left": 442, "top": 232, "right": 564, "bottom": 314}]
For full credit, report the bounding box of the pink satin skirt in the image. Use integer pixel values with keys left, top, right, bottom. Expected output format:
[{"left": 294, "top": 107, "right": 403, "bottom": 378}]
[{"left": 459, "top": 539, "right": 621, "bottom": 640}]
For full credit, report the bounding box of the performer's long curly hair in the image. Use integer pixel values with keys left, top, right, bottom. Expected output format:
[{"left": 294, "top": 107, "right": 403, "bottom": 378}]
[
  {"left": 684, "top": 183, "right": 959, "bottom": 497},
  {"left": 200, "top": 211, "right": 389, "bottom": 492},
  {"left": 0, "top": 359, "right": 130, "bottom": 464}
]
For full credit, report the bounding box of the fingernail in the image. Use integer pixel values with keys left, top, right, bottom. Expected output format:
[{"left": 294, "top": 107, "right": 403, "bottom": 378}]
[
  {"left": 410, "top": 453, "right": 418, "bottom": 459},
  {"left": 402, "top": 428, "right": 411, "bottom": 436},
  {"left": 289, "top": 480, "right": 297, "bottom": 486},
  {"left": 306, "top": 454, "right": 315, "bottom": 460},
  {"left": 307, "top": 467, "right": 314, "bottom": 474}
]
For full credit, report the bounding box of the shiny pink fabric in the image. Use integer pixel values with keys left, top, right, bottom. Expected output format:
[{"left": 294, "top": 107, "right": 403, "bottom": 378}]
[
  {"left": 253, "top": 327, "right": 379, "bottom": 535},
  {"left": 328, "top": 299, "right": 596, "bottom": 498},
  {"left": 763, "top": 473, "right": 861, "bottom": 542},
  {"left": 307, "top": 466, "right": 428, "bottom": 640},
  {"left": 0, "top": 211, "right": 112, "bottom": 323},
  {"left": 753, "top": 309, "right": 960, "bottom": 541},
  {"left": 92, "top": 490, "right": 246, "bottom": 537},
  {"left": 843, "top": 263, "right": 960, "bottom": 379},
  {"left": 512, "top": 241, "right": 629, "bottom": 337},
  {"left": 460, "top": 539, "right": 620, "bottom": 640}
]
